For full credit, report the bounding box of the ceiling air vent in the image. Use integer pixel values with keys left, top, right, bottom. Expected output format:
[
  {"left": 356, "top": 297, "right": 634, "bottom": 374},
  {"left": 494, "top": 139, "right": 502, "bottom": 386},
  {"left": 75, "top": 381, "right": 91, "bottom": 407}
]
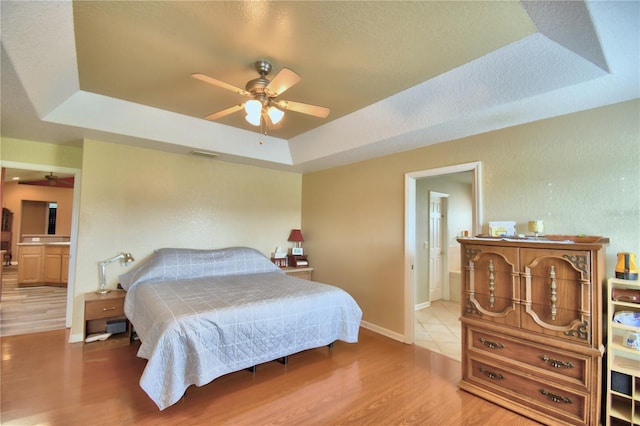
[{"left": 190, "top": 150, "right": 219, "bottom": 159}]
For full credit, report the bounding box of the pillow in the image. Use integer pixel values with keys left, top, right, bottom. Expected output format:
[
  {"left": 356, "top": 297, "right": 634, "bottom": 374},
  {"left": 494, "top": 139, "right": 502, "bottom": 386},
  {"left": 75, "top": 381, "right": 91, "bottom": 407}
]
[{"left": 119, "top": 247, "right": 280, "bottom": 291}]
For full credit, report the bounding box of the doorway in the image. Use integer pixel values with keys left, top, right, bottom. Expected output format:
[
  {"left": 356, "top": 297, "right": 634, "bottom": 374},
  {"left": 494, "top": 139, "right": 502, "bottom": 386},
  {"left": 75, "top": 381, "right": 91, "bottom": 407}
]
[
  {"left": 403, "top": 162, "right": 481, "bottom": 352},
  {"left": 1, "top": 161, "right": 81, "bottom": 331}
]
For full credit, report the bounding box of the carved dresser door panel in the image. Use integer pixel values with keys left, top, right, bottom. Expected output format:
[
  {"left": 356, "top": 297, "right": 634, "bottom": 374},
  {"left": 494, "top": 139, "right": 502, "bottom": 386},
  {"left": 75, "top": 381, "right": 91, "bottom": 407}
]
[
  {"left": 520, "top": 248, "right": 593, "bottom": 347},
  {"left": 464, "top": 245, "right": 520, "bottom": 327}
]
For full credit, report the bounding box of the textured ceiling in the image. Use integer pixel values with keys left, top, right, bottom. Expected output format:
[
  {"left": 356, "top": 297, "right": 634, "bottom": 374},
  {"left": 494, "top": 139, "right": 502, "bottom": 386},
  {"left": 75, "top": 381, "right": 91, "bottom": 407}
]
[
  {"left": 71, "top": 1, "right": 535, "bottom": 139},
  {"left": 1, "top": 1, "right": 638, "bottom": 174}
]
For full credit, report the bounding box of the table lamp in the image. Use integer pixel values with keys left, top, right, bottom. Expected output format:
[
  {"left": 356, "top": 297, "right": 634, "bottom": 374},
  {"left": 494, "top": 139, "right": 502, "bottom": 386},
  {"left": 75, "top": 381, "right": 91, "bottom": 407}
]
[
  {"left": 97, "top": 252, "right": 134, "bottom": 294},
  {"left": 528, "top": 220, "right": 544, "bottom": 239},
  {"left": 288, "top": 229, "right": 304, "bottom": 255}
]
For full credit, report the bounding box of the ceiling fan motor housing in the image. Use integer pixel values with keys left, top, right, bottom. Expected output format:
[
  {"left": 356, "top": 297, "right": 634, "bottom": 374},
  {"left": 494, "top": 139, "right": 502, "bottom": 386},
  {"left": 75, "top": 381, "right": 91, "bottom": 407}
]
[
  {"left": 245, "top": 78, "right": 269, "bottom": 97},
  {"left": 246, "top": 61, "right": 275, "bottom": 100}
]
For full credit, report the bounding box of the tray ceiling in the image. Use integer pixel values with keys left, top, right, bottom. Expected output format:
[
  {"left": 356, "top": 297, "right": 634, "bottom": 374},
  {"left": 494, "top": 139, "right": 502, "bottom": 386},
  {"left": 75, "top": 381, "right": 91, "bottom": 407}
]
[{"left": 1, "top": 1, "right": 638, "bottom": 172}]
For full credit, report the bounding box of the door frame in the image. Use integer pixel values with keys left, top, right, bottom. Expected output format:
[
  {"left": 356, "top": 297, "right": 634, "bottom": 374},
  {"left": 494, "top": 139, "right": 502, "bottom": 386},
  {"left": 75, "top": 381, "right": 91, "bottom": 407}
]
[
  {"left": 1, "top": 160, "right": 81, "bottom": 331},
  {"left": 403, "top": 161, "right": 482, "bottom": 343}
]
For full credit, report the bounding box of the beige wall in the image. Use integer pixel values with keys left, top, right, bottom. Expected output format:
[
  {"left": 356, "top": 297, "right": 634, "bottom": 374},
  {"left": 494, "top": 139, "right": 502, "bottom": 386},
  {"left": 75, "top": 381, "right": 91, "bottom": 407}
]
[
  {"left": 70, "top": 140, "right": 302, "bottom": 339},
  {"left": 2, "top": 137, "right": 303, "bottom": 341},
  {"left": 0, "top": 138, "right": 83, "bottom": 168},
  {"left": 302, "top": 99, "right": 640, "bottom": 336},
  {"left": 1, "top": 100, "right": 638, "bottom": 343}
]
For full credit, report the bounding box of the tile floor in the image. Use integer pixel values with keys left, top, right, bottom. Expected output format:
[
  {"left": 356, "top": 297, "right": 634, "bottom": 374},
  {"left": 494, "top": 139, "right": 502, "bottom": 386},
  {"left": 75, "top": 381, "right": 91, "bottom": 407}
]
[{"left": 414, "top": 300, "right": 461, "bottom": 362}]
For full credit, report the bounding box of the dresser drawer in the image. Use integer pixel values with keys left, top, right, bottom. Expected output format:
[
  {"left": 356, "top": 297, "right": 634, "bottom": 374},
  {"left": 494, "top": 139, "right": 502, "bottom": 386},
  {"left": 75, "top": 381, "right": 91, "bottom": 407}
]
[
  {"left": 85, "top": 298, "right": 125, "bottom": 320},
  {"left": 468, "top": 327, "right": 588, "bottom": 386},
  {"left": 466, "top": 355, "right": 588, "bottom": 425}
]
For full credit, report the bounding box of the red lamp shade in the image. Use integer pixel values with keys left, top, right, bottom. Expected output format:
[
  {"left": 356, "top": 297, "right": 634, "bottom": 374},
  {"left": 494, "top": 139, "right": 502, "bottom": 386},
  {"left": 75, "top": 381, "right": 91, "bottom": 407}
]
[{"left": 288, "top": 229, "right": 304, "bottom": 242}]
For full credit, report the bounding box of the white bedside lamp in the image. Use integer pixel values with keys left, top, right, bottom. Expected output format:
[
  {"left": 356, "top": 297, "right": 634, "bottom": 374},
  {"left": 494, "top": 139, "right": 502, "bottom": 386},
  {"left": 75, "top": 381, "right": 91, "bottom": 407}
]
[{"left": 97, "top": 252, "right": 134, "bottom": 294}]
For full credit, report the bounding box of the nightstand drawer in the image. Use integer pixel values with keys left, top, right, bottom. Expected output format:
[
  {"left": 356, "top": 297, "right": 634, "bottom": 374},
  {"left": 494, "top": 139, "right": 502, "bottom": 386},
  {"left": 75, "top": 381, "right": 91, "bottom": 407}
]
[
  {"left": 86, "top": 299, "right": 124, "bottom": 319},
  {"left": 85, "top": 291, "right": 126, "bottom": 320}
]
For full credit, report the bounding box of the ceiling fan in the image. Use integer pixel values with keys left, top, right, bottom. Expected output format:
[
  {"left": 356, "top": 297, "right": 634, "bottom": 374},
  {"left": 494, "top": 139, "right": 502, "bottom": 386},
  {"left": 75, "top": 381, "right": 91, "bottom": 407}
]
[
  {"left": 44, "top": 172, "right": 73, "bottom": 187},
  {"left": 192, "top": 60, "right": 330, "bottom": 132}
]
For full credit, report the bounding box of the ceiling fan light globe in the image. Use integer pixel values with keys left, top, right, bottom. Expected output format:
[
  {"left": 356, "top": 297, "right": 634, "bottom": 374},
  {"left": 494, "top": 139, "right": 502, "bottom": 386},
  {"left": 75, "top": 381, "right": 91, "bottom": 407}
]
[
  {"left": 267, "top": 106, "right": 284, "bottom": 125},
  {"left": 244, "top": 99, "right": 262, "bottom": 126},
  {"left": 244, "top": 99, "right": 261, "bottom": 115},
  {"left": 245, "top": 112, "right": 261, "bottom": 126}
]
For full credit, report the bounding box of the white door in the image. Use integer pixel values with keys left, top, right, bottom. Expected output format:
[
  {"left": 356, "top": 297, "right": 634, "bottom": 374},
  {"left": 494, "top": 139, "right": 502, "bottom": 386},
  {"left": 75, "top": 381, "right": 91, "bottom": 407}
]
[{"left": 428, "top": 191, "right": 447, "bottom": 302}]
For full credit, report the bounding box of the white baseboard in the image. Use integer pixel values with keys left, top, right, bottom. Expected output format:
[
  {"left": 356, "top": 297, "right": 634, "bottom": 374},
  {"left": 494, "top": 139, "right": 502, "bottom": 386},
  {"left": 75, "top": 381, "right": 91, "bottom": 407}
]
[
  {"left": 69, "top": 333, "right": 84, "bottom": 343},
  {"left": 414, "top": 301, "right": 431, "bottom": 311},
  {"left": 360, "top": 320, "right": 406, "bottom": 343}
]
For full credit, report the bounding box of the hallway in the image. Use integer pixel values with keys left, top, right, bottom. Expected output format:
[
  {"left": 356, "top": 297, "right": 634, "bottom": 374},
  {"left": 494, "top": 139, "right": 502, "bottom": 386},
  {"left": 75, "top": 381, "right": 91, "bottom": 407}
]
[{"left": 414, "top": 300, "right": 461, "bottom": 362}]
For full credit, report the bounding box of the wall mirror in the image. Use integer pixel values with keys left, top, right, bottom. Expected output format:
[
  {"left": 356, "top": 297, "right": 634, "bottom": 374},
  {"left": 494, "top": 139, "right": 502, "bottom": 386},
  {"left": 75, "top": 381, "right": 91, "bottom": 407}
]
[{"left": 20, "top": 200, "right": 57, "bottom": 237}]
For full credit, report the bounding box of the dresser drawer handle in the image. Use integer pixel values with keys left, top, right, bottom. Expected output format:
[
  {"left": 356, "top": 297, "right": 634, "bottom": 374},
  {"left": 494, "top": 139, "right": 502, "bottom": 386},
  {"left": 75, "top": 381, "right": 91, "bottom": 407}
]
[
  {"left": 539, "top": 388, "right": 573, "bottom": 404},
  {"left": 102, "top": 307, "right": 117, "bottom": 311},
  {"left": 540, "top": 354, "right": 574, "bottom": 369},
  {"left": 479, "top": 337, "right": 504, "bottom": 349},
  {"left": 479, "top": 367, "right": 504, "bottom": 380}
]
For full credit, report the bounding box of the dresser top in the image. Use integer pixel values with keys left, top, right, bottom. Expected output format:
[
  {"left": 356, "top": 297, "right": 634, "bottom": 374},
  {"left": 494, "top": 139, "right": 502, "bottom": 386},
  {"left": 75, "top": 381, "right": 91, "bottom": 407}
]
[{"left": 458, "top": 237, "right": 609, "bottom": 249}]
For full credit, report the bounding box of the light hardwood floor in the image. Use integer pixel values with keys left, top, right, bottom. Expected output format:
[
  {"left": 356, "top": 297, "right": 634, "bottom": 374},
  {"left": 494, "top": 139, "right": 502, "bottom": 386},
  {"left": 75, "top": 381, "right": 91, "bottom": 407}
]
[
  {"left": 0, "top": 265, "right": 67, "bottom": 337},
  {"left": 0, "top": 327, "right": 542, "bottom": 425},
  {"left": 0, "top": 266, "right": 540, "bottom": 424}
]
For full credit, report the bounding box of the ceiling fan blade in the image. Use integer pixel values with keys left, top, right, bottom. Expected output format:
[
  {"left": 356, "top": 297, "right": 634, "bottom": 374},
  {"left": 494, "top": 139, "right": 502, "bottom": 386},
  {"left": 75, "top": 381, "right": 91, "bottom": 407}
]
[
  {"left": 192, "top": 73, "right": 250, "bottom": 96},
  {"left": 265, "top": 68, "right": 301, "bottom": 97},
  {"left": 275, "top": 100, "right": 330, "bottom": 118},
  {"left": 204, "top": 104, "right": 245, "bottom": 121}
]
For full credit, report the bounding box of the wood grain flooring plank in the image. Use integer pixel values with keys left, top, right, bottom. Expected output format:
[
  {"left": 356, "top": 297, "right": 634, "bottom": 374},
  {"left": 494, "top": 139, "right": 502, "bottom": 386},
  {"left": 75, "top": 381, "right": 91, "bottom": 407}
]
[
  {"left": 0, "top": 266, "right": 67, "bottom": 337},
  {"left": 2, "top": 328, "right": 543, "bottom": 425},
  {"left": 0, "top": 267, "right": 543, "bottom": 425}
]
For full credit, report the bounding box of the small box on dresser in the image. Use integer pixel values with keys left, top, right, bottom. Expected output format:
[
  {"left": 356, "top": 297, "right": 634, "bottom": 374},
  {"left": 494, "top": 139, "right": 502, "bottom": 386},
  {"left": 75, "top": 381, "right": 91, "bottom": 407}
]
[{"left": 458, "top": 237, "right": 608, "bottom": 426}]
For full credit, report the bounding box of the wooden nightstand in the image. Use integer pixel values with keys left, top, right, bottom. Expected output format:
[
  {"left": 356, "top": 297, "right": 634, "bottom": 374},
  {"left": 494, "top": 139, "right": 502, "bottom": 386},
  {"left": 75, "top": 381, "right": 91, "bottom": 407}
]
[
  {"left": 84, "top": 290, "right": 130, "bottom": 350},
  {"left": 282, "top": 266, "right": 313, "bottom": 281}
]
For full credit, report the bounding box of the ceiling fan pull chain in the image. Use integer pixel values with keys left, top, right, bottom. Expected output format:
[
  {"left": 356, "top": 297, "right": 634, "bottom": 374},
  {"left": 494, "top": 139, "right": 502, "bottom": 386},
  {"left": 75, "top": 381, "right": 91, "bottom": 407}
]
[{"left": 259, "top": 117, "right": 265, "bottom": 144}]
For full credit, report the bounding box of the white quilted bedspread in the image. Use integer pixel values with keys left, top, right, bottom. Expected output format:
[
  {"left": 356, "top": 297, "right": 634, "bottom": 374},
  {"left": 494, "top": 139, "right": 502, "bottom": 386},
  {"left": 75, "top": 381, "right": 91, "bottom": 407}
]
[{"left": 124, "top": 271, "right": 362, "bottom": 410}]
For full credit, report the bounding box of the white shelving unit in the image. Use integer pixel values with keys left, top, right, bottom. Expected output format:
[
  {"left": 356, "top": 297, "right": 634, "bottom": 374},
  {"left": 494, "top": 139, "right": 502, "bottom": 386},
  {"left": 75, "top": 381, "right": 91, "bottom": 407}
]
[{"left": 606, "top": 278, "right": 640, "bottom": 426}]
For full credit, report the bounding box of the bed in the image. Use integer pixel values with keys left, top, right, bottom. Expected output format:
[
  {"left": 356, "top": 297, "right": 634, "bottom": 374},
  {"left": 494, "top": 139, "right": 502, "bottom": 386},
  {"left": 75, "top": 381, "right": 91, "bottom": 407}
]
[{"left": 119, "top": 247, "right": 363, "bottom": 410}]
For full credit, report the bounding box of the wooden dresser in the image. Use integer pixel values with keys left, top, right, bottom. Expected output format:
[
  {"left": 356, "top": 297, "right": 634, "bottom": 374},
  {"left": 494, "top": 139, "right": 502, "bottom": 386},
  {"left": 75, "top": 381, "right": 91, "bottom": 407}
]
[{"left": 458, "top": 238, "right": 607, "bottom": 426}]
